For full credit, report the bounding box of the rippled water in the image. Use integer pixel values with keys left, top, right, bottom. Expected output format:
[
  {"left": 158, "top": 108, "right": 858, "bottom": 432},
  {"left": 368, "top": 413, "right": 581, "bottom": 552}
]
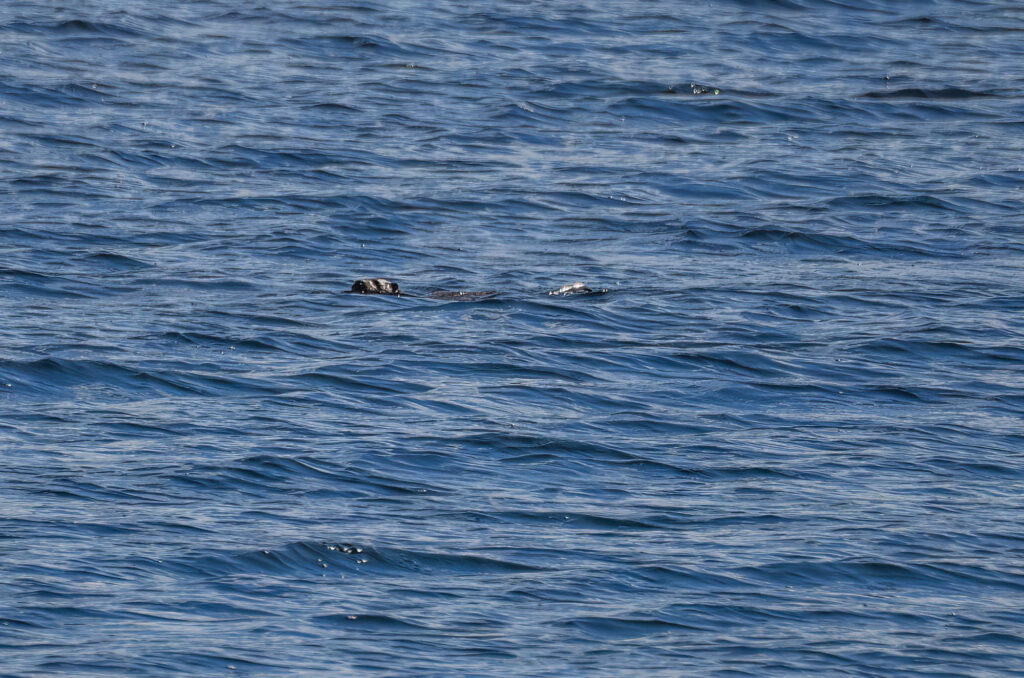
[{"left": 2, "top": 1, "right": 1024, "bottom": 675}]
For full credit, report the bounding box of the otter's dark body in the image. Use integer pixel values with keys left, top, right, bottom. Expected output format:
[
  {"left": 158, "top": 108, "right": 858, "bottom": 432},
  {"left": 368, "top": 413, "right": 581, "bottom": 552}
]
[{"left": 349, "top": 279, "right": 598, "bottom": 299}]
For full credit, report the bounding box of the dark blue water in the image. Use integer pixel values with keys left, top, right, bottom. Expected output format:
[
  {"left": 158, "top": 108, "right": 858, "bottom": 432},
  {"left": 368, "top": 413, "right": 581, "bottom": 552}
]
[{"left": 2, "top": 1, "right": 1024, "bottom": 675}]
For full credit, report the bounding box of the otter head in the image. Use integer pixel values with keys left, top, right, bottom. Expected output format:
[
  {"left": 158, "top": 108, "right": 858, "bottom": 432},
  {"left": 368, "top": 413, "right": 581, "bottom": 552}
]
[{"left": 351, "top": 278, "right": 401, "bottom": 295}]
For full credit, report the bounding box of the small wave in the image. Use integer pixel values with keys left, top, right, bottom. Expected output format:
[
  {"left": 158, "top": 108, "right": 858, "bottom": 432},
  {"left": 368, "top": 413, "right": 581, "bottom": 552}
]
[
  {"left": 75, "top": 252, "right": 153, "bottom": 271},
  {"left": 171, "top": 541, "right": 543, "bottom": 579},
  {"left": 462, "top": 509, "right": 662, "bottom": 531},
  {"left": 1, "top": 19, "right": 148, "bottom": 38},
  {"left": 0, "top": 356, "right": 286, "bottom": 400},
  {"left": 861, "top": 87, "right": 995, "bottom": 100},
  {"left": 312, "top": 613, "right": 429, "bottom": 631},
  {"left": 562, "top": 616, "right": 703, "bottom": 640},
  {"left": 284, "top": 369, "right": 433, "bottom": 395}
]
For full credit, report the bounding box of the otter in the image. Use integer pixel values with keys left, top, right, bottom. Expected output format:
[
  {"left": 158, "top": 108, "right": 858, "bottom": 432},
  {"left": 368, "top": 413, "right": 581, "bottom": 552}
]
[{"left": 349, "top": 279, "right": 599, "bottom": 299}]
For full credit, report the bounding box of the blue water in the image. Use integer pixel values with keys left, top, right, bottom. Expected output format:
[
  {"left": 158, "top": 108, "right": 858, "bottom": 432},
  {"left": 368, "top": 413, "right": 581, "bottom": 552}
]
[{"left": 2, "top": 0, "right": 1024, "bottom": 675}]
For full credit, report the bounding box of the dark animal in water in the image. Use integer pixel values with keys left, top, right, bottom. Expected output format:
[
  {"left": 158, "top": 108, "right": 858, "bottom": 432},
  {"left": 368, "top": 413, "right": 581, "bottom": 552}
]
[
  {"left": 349, "top": 279, "right": 598, "bottom": 299},
  {"left": 664, "top": 82, "right": 721, "bottom": 96},
  {"left": 351, "top": 278, "right": 402, "bottom": 295}
]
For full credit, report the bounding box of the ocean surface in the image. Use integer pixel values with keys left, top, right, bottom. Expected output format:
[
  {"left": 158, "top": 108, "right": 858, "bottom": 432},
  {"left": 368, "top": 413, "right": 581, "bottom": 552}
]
[{"left": 2, "top": 1, "right": 1024, "bottom": 675}]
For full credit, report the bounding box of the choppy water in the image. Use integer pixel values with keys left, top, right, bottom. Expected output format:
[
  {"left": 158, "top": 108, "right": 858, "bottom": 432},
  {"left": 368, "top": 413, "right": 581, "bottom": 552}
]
[{"left": 2, "top": 1, "right": 1024, "bottom": 675}]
